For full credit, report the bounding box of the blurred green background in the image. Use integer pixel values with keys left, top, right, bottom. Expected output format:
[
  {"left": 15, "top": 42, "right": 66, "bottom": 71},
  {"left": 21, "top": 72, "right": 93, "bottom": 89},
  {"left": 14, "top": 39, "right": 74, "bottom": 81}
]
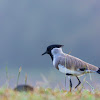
[{"left": 0, "top": 0, "right": 100, "bottom": 89}]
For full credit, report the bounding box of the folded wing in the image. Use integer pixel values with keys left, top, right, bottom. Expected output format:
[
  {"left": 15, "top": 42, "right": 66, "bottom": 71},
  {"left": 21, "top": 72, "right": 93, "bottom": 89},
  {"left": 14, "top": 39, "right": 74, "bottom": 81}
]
[{"left": 56, "top": 54, "right": 98, "bottom": 72}]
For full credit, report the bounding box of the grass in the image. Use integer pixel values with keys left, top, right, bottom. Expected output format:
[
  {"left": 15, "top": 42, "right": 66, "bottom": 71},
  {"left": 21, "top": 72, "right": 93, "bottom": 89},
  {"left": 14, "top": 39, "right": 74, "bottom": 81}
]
[
  {"left": 0, "top": 87, "right": 100, "bottom": 100},
  {"left": 3, "top": 66, "right": 100, "bottom": 100}
]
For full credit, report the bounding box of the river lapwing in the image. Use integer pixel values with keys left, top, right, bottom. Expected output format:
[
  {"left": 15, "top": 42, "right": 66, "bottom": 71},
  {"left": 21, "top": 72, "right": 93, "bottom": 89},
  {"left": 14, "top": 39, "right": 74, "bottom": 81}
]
[{"left": 42, "top": 44, "right": 100, "bottom": 91}]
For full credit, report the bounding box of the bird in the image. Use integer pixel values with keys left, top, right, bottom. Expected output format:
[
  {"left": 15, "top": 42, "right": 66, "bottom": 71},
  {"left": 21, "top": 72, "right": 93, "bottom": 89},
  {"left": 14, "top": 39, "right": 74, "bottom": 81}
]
[{"left": 42, "top": 44, "right": 100, "bottom": 91}]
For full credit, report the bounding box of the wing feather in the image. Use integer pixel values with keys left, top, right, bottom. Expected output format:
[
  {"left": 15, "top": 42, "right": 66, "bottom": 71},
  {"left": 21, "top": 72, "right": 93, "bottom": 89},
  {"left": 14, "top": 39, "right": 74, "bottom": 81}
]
[{"left": 55, "top": 54, "right": 99, "bottom": 71}]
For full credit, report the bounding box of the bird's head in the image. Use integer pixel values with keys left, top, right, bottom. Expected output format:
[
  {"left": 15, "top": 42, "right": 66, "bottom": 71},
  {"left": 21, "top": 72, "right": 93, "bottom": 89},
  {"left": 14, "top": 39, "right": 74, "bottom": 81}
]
[{"left": 42, "top": 44, "right": 64, "bottom": 60}]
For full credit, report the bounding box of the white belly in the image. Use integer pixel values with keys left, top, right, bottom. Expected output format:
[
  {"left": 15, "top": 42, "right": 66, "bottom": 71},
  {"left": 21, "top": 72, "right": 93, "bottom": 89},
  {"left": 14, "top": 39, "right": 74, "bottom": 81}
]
[{"left": 58, "top": 64, "right": 82, "bottom": 76}]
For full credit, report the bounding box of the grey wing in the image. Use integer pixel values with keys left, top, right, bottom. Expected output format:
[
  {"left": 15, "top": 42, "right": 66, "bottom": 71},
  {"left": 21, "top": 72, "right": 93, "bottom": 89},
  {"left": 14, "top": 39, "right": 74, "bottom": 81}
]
[{"left": 59, "top": 54, "right": 99, "bottom": 71}]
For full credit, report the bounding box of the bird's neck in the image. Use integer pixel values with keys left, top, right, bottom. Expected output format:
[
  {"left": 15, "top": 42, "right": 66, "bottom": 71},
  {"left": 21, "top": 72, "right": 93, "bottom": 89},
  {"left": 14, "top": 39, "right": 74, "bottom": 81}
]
[{"left": 52, "top": 49, "right": 64, "bottom": 59}]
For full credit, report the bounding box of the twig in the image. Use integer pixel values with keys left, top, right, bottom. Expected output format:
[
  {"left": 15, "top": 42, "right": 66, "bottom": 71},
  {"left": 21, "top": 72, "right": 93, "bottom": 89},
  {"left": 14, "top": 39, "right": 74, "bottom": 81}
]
[
  {"left": 17, "top": 67, "right": 22, "bottom": 86},
  {"left": 25, "top": 73, "right": 27, "bottom": 85}
]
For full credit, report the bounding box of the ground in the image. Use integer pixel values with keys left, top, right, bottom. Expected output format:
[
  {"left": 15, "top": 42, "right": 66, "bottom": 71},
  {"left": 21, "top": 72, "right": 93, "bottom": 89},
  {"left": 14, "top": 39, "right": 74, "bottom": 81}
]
[{"left": 0, "top": 87, "right": 100, "bottom": 100}]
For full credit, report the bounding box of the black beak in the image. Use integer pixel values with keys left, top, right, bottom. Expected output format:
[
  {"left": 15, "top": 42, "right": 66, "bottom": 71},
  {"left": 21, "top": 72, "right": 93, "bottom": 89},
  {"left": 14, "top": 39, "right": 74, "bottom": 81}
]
[{"left": 42, "top": 51, "right": 48, "bottom": 55}]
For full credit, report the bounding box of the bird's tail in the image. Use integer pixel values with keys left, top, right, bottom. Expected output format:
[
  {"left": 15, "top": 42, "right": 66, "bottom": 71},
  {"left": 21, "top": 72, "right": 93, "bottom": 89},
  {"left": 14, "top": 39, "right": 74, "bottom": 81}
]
[{"left": 97, "top": 68, "right": 100, "bottom": 74}]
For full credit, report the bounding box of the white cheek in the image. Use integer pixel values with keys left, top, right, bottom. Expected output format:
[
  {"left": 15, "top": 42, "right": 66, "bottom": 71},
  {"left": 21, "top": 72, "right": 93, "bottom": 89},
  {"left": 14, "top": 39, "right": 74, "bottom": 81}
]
[
  {"left": 51, "top": 48, "right": 59, "bottom": 55},
  {"left": 51, "top": 48, "right": 56, "bottom": 55},
  {"left": 51, "top": 49, "right": 54, "bottom": 55}
]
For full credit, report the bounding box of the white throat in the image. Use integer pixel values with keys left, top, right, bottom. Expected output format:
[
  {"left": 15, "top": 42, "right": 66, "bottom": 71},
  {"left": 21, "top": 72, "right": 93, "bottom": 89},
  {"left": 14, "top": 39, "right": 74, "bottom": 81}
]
[{"left": 51, "top": 48, "right": 63, "bottom": 57}]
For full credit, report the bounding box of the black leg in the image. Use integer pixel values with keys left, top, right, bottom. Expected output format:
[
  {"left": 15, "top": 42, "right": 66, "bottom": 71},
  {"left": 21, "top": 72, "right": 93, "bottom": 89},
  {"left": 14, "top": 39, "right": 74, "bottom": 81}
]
[
  {"left": 68, "top": 76, "right": 72, "bottom": 92},
  {"left": 75, "top": 76, "right": 81, "bottom": 89},
  {"left": 70, "top": 78, "right": 72, "bottom": 92}
]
